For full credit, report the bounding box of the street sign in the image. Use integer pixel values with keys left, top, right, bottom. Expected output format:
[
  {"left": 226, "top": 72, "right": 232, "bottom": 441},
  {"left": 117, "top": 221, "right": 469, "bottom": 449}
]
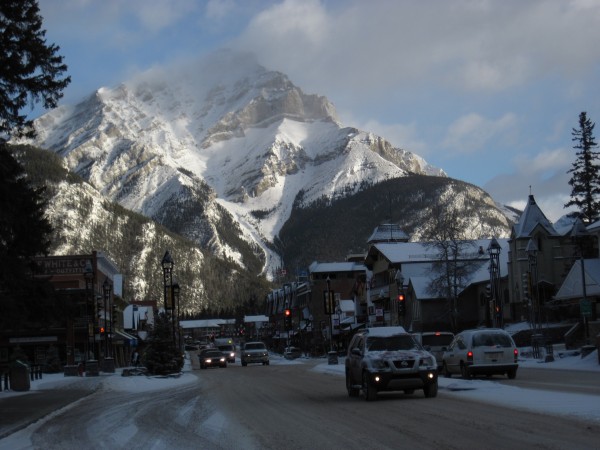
[{"left": 580, "top": 299, "right": 592, "bottom": 317}]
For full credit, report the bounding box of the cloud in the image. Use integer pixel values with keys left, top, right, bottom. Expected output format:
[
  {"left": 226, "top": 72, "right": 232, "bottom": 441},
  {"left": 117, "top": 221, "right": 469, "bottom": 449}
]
[
  {"left": 484, "top": 147, "right": 575, "bottom": 221},
  {"left": 233, "top": 0, "right": 600, "bottom": 102},
  {"left": 442, "top": 113, "right": 517, "bottom": 154}
]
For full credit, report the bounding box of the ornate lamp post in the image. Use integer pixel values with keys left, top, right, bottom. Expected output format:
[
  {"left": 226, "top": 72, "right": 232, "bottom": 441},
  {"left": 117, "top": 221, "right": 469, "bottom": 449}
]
[
  {"left": 161, "top": 251, "right": 174, "bottom": 312},
  {"left": 83, "top": 261, "right": 95, "bottom": 361},
  {"left": 102, "top": 277, "right": 115, "bottom": 372},
  {"left": 487, "top": 237, "right": 501, "bottom": 328},
  {"left": 571, "top": 217, "right": 591, "bottom": 344},
  {"left": 172, "top": 279, "right": 180, "bottom": 349},
  {"left": 526, "top": 239, "right": 540, "bottom": 332},
  {"left": 395, "top": 270, "right": 405, "bottom": 327}
]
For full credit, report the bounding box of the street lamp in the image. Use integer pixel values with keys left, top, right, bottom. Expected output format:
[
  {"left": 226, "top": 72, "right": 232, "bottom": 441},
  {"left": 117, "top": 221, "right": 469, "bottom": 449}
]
[
  {"left": 161, "top": 250, "right": 174, "bottom": 312},
  {"left": 102, "top": 277, "right": 112, "bottom": 359},
  {"left": 571, "top": 217, "right": 591, "bottom": 344},
  {"left": 487, "top": 237, "right": 501, "bottom": 328},
  {"left": 326, "top": 276, "right": 333, "bottom": 352},
  {"left": 172, "top": 278, "right": 180, "bottom": 348},
  {"left": 395, "top": 270, "right": 405, "bottom": 326},
  {"left": 84, "top": 261, "right": 95, "bottom": 361},
  {"left": 525, "top": 239, "right": 540, "bottom": 332}
]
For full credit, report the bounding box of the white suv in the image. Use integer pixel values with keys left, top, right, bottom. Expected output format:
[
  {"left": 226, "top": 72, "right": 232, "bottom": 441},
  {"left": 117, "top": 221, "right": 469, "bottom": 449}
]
[
  {"left": 345, "top": 326, "right": 438, "bottom": 401},
  {"left": 442, "top": 328, "right": 518, "bottom": 379}
]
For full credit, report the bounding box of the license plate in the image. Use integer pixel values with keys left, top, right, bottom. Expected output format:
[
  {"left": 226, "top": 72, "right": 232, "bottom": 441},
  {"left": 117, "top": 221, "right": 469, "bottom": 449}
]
[{"left": 485, "top": 352, "right": 502, "bottom": 361}]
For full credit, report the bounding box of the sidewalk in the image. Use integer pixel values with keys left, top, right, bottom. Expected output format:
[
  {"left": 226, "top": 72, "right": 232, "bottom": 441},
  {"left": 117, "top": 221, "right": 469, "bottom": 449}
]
[{"left": 0, "top": 373, "right": 103, "bottom": 439}]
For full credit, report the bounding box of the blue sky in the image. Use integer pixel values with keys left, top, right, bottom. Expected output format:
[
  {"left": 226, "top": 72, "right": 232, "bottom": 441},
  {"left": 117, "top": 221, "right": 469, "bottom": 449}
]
[{"left": 34, "top": 0, "right": 600, "bottom": 222}]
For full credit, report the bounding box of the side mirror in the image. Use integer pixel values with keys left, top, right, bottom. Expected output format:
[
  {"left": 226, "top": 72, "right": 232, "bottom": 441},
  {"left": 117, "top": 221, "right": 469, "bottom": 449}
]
[{"left": 351, "top": 348, "right": 362, "bottom": 356}]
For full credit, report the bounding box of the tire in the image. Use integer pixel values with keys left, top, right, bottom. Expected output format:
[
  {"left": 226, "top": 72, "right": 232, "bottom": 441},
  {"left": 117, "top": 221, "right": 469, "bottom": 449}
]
[
  {"left": 404, "top": 389, "right": 415, "bottom": 395},
  {"left": 443, "top": 362, "right": 452, "bottom": 378},
  {"left": 242, "top": 361, "right": 247, "bottom": 367},
  {"left": 363, "top": 371, "right": 377, "bottom": 401},
  {"left": 346, "top": 370, "right": 360, "bottom": 397},
  {"left": 507, "top": 368, "right": 517, "bottom": 379},
  {"left": 460, "top": 363, "right": 471, "bottom": 379},
  {"left": 423, "top": 382, "right": 438, "bottom": 398}
]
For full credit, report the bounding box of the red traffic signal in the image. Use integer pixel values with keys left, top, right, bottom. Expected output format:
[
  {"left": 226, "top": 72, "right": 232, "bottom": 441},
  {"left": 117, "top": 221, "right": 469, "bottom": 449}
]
[
  {"left": 100, "top": 326, "right": 105, "bottom": 334},
  {"left": 397, "top": 294, "right": 405, "bottom": 302},
  {"left": 284, "top": 309, "right": 291, "bottom": 316}
]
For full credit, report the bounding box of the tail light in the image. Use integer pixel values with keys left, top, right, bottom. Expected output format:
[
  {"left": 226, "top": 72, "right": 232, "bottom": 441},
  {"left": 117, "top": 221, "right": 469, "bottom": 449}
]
[
  {"left": 467, "top": 351, "right": 473, "bottom": 362},
  {"left": 514, "top": 348, "right": 518, "bottom": 362}
]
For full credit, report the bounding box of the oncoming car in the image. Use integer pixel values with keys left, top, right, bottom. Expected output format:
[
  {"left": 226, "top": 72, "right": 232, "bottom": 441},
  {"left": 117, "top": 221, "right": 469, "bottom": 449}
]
[
  {"left": 217, "top": 344, "right": 236, "bottom": 363},
  {"left": 199, "top": 349, "right": 227, "bottom": 369},
  {"left": 345, "top": 326, "right": 438, "bottom": 401},
  {"left": 241, "top": 341, "right": 269, "bottom": 366},
  {"left": 442, "top": 328, "right": 518, "bottom": 379}
]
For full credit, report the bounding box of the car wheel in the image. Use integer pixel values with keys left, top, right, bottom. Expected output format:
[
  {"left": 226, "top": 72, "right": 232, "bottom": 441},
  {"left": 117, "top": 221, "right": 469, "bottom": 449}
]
[
  {"left": 223, "top": 363, "right": 227, "bottom": 368},
  {"left": 423, "top": 381, "right": 438, "bottom": 398},
  {"left": 404, "top": 389, "right": 415, "bottom": 395},
  {"left": 266, "top": 361, "right": 270, "bottom": 365},
  {"left": 443, "top": 362, "right": 452, "bottom": 378},
  {"left": 346, "top": 370, "right": 360, "bottom": 397},
  {"left": 507, "top": 368, "right": 517, "bottom": 379},
  {"left": 460, "top": 363, "right": 471, "bottom": 379},
  {"left": 242, "top": 361, "right": 247, "bottom": 367},
  {"left": 362, "top": 371, "right": 377, "bottom": 402}
]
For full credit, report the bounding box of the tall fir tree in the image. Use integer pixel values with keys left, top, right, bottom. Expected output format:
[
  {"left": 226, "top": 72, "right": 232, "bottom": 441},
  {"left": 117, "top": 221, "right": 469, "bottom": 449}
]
[
  {"left": 565, "top": 112, "right": 600, "bottom": 221},
  {"left": 0, "top": 0, "right": 69, "bottom": 326}
]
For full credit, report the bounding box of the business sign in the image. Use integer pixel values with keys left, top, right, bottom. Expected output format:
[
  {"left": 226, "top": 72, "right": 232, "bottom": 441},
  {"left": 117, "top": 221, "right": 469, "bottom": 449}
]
[{"left": 34, "top": 256, "right": 91, "bottom": 275}]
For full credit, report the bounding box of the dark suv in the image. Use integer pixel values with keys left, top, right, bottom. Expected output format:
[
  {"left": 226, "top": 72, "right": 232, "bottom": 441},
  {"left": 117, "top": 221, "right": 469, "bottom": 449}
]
[{"left": 345, "top": 326, "right": 439, "bottom": 401}]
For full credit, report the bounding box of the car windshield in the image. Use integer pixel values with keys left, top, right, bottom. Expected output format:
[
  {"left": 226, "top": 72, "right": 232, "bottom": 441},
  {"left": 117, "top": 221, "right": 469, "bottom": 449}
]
[
  {"left": 422, "top": 334, "right": 453, "bottom": 346},
  {"left": 472, "top": 332, "right": 513, "bottom": 348},
  {"left": 245, "top": 343, "right": 265, "bottom": 350},
  {"left": 367, "top": 335, "right": 417, "bottom": 351}
]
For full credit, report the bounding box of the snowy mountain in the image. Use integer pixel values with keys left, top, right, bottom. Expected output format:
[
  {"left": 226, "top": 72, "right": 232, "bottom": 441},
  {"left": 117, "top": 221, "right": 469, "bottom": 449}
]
[{"left": 21, "top": 50, "right": 507, "bottom": 279}]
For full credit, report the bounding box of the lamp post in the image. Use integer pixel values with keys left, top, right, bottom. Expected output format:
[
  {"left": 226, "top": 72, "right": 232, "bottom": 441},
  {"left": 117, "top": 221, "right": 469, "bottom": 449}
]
[
  {"left": 487, "top": 237, "right": 501, "bottom": 328},
  {"left": 161, "top": 250, "right": 175, "bottom": 348},
  {"left": 526, "top": 239, "right": 540, "bottom": 332},
  {"left": 394, "top": 270, "right": 405, "bottom": 327},
  {"left": 172, "top": 279, "right": 180, "bottom": 350},
  {"left": 102, "top": 277, "right": 111, "bottom": 358},
  {"left": 326, "top": 276, "right": 333, "bottom": 352},
  {"left": 571, "top": 217, "right": 591, "bottom": 344},
  {"left": 84, "top": 261, "right": 95, "bottom": 361}
]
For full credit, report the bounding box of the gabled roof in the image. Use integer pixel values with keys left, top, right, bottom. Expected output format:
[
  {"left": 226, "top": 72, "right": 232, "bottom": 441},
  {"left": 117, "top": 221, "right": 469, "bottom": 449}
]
[
  {"left": 512, "top": 194, "right": 558, "bottom": 238},
  {"left": 309, "top": 261, "right": 366, "bottom": 274},
  {"left": 367, "top": 223, "right": 409, "bottom": 244},
  {"left": 366, "top": 239, "right": 510, "bottom": 277},
  {"left": 554, "top": 258, "right": 600, "bottom": 299}
]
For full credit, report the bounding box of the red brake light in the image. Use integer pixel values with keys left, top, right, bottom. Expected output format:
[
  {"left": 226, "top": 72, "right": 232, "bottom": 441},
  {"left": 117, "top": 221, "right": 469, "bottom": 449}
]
[
  {"left": 434, "top": 332, "right": 441, "bottom": 336},
  {"left": 467, "top": 351, "right": 473, "bottom": 361},
  {"left": 514, "top": 348, "right": 518, "bottom": 362}
]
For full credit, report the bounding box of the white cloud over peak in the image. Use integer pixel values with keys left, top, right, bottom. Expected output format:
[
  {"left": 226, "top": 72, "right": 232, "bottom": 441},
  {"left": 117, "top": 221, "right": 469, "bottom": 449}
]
[{"left": 443, "top": 113, "right": 517, "bottom": 154}]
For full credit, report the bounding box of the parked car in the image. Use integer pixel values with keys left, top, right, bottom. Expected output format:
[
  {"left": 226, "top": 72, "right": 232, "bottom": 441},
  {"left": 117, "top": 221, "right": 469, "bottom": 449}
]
[
  {"left": 412, "top": 331, "right": 454, "bottom": 370},
  {"left": 199, "top": 349, "right": 227, "bottom": 369},
  {"left": 442, "top": 328, "right": 518, "bottom": 379},
  {"left": 345, "top": 326, "right": 439, "bottom": 401},
  {"left": 217, "top": 344, "right": 236, "bottom": 363},
  {"left": 284, "top": 346, "right": 302, "bottom": 359},
  {"left": 241, "top": 341, "right": 270, "bottom": 366}
]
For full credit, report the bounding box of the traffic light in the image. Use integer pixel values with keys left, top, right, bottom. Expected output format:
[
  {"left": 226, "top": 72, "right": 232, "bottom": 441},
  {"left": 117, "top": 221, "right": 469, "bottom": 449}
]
[
  {"left": 99, "top": 326, "right": 105, "bottom": 335},
  {"left": 284, "top": 309, "right": 292, "bottom": 330},
  {"left": 397, "top": 293, "right": 406, "bottom": 316},
  {"left": 485, "top": 284, "right": 491, "bottom": 300},
  {"left": 112, "top": 305, "right": 118, "bottom": 323}
]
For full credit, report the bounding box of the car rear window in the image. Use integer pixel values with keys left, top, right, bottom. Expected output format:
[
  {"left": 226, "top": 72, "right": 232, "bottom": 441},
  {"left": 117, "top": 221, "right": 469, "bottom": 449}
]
[
  {"left": 472, "top": 332, "right": 513, "bottom": 348},
  {"left": 245, "top": 343, "right": 266, "bottom": 350},
  {"left": 367, "top": 335, "right": 416, "bottom": 351},
  {"left": 421, "top": 334, "right": 453, "bottom": 347}
]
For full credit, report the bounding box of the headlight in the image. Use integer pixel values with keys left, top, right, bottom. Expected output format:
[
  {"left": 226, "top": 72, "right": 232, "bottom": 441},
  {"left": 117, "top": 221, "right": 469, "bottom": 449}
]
[
  {"left": 419, "top": 356, "right": 436, "bottom": 368},
  {"left": 371, "top": 358, "right": 387, "bottom": 369}
]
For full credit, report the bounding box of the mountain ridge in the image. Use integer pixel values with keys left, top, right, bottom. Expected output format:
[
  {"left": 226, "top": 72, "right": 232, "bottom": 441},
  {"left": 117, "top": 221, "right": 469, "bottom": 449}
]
[{"left": 18, "top": 50, "right": 510, "bottom": 281}]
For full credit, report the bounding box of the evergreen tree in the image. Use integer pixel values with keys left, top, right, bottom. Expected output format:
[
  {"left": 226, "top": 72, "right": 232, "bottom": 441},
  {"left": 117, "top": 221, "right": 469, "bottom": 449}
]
[
  {"left": 565, "top": 112, "right": 600, "bottom": 221},
  {"left": 0, "top": 0, "right": 69, "bottom": 327},
  {"left": 142, "top": 313, "right": 184, "bottom": 375},
  {"left": 0, "top": 0, "right": 70, "bottom": 139}
]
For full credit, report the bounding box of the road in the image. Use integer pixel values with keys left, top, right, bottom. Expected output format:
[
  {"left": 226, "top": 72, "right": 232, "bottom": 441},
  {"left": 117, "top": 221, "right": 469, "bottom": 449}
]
[{"left": 3, "top": 359, "right": 599, "bottom": 449}]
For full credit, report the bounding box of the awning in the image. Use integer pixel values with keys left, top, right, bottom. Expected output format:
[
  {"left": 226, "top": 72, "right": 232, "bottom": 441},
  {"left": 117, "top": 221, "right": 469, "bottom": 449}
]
[{"left": 114, "top": 330, "right": 138, "bottom": 347}]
